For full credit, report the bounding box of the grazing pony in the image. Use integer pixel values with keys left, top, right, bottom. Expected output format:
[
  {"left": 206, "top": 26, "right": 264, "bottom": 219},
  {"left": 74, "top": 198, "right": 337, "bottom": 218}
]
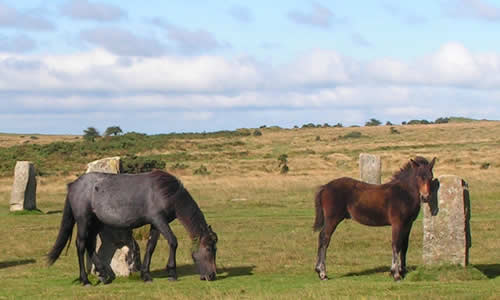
[
  {"left": 48, "top": 170, "right": 218, "bottom": 285},
  {"left": 314, "top": 156, "right": 436, "bottom": 281}
]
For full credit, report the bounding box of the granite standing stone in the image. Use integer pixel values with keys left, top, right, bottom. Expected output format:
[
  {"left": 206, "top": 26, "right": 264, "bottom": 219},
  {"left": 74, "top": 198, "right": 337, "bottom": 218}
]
[
  {"left": 423, "top": 175, "right": 471, "bottom": 266},
  {"left": 85, "top": 157, "right": 142, "bottom": 277},
  {"left": 86, "top": 156, "right": 121, "bottom": 174},
  {"left": 359, "top": 153, "right": 381, "bottom": 184},
  {"left": 10, "top": 161, "right": 37, "bottom": 211},
  {"left": 87, "top": 227, "right": 142, "bottom": 278}
]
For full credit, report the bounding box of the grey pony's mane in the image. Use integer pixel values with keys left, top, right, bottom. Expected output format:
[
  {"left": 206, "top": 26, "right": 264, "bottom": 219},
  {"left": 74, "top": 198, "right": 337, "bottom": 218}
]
[{"left": 149, "top": 170, "right": 210, "bottom": 242}]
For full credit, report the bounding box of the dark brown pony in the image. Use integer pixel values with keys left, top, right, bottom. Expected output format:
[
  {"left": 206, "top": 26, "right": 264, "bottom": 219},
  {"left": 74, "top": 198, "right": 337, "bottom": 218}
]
[{"left": 313, "top": 156, "right": 436, "bottom": 281}]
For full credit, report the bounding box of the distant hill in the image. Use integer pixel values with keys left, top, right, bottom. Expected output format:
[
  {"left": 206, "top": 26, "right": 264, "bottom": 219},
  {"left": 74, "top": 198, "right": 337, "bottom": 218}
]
[{"left": 447, "top": 117, "right": 487, "bottom": 123}]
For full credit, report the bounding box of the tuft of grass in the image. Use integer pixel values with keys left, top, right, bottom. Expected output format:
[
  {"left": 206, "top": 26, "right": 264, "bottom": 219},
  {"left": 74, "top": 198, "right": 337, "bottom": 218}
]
[
  {"left": 406, "top": 265, "right": 488, "bottom": 282},
  {"left": 340, "top": 131, "right": 363, "bottom": 139},
  {"left": 193, "top": 164, "right": 210, "bottom": 175},
  {"left": 9, "top": 209, "right": 44, "bottom": 216}
]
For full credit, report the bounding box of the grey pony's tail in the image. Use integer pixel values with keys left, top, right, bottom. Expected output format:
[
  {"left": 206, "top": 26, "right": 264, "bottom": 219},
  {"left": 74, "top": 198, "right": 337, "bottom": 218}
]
[
  {"left": 47, "top": 192, "right": 75, "bottom": 265},
  {"left": 313, "top": 185, "right": 325, "bottom": 232}
]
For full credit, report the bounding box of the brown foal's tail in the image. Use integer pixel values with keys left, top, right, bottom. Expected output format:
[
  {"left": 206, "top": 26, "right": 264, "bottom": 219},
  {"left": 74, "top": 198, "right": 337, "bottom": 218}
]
[{"left": 313, "top": 185, "right": 325, "bottom": 232}]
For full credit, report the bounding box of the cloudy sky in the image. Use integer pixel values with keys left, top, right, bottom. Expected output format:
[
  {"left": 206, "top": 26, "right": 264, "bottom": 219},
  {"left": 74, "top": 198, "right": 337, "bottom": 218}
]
[{"left": 1, "top": 0, "right": 500, "bottom": 134}]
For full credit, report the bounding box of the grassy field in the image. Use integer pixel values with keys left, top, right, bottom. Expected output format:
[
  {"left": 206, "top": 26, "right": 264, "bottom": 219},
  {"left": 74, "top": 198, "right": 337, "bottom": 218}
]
[{"left": 0, "top": 122, "right": 499, "bottom": 299}]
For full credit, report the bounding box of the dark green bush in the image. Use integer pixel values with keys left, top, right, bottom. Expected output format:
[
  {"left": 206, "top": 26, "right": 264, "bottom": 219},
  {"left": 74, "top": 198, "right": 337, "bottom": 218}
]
[
  {"left": 278, "top": 154, "right": 289, "bottom": 174},
  {"left": 340, "top": 131, "right": 363, "bottom": 139},
  {"left": 193, "top": 165, "right": 210, "bottom": 175},
  {"left": 390, "top": 127, "right": 400, "bottom": 134},
  {"left": 121, "top": 156, "right": 166, "bottom": 173}
]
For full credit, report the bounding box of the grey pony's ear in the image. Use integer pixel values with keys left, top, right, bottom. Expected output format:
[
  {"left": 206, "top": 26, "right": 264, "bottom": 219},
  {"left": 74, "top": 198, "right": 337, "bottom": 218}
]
[
  {"left": 429, "top": 157, "right": 436, "bottom": 170},
  {"left": 208, "top": 225, "right": 218, "bottom": 243}
]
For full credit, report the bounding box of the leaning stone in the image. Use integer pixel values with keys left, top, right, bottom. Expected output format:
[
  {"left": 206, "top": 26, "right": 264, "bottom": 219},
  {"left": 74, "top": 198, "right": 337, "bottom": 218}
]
[
  {"left": 86, "top": 157, "right": 121, "bottom": 174},
  {"left": 423, "top": 175, "right": 471, "bottom": 266},
  {"left": 87, "top": 227, "right": 142, "bottom": 278},
  {"left": 359, "top": 153, "right": 381, "bottom": 184},
  {"left": 10, "top": 161, "right": 37, "bottom": 211}
]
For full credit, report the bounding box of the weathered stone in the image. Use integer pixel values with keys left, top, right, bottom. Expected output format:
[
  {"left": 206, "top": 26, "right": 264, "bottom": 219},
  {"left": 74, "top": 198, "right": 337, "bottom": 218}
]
[
  {"left": 359, "top": 153, "right": 381, "bottom": 184},
  {"left": 85, "top": 156, "right": 141, "bottom": 277},
  {"left": 10, "top": 161, "right": 37, "bottom": 211},
  {"left": 87, "top": 227, "right": 142, "bottom": 278},
  {"left": 423, "top": 175, "right": 471, "bottom": 266},
  {"left": 86, "top": 156, "right": 121, "bottom": 174}
]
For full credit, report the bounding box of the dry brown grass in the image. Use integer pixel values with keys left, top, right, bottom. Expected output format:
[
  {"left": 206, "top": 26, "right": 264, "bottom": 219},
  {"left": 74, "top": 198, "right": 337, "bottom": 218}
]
[
  {"left": 0, "top": 133, "right": 81, "bottom": 147},
  {"left": 3, "top": 121, "right": 500, "bottom": 195}
]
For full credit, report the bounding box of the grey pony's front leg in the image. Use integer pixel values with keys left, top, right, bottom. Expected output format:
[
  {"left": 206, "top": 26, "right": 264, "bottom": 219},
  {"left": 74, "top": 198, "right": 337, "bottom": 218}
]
[{"left": 141, "top": 226, "right": 160, "bottom": 282}]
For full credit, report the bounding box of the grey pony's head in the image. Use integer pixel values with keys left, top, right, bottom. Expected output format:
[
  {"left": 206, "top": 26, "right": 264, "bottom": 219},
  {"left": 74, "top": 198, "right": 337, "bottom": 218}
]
[{"left": 191, "top": 225, "right": 218, "bottom": 281}]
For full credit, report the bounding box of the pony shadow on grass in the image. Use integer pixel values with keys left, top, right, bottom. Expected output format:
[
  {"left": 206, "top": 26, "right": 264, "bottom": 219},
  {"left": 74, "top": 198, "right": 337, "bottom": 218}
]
[
  {"left": 150, "top": 264, "right": 255, "bottom": 280},
  {"left": 475, "top": 264, "right": 500, "bottom": 279},
  {"left": 0, "top": 259, "right": 36, "bottom": 270},
  {"left": 341, "top": 265, "right": 417, "bottom": 278}
]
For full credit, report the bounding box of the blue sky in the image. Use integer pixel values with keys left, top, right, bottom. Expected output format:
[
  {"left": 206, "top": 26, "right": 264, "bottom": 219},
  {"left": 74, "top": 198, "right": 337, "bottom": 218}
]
[{"left": 1, "top": 0, "right": 500, "bottom": 134}]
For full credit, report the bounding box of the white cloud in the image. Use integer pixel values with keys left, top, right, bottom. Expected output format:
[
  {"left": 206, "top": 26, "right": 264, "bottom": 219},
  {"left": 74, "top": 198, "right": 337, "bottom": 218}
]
[
  {"left": 61, "top": 0, "right": 126, "bottom": 22},
  {"left": 446, "top": 0, "right": 500, "bottom": 22},
  {"left": 0, "top": 2, "right": 54, "bottom": 31},
  {"left": 2, "top": 41, "right": 500, "bottom": 133},
  {"left": 288, "top": 2, "right": 339, "bottom": 29}
]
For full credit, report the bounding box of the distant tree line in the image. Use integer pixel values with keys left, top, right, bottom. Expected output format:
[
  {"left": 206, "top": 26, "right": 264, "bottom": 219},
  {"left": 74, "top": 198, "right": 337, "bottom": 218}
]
[{"left": 83, "top": 126, "right": 123, "bottom": 142}]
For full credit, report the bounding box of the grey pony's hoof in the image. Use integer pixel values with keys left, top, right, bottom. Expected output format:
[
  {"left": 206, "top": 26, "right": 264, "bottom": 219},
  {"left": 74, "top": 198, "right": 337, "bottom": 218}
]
[
  {"left": 141, "top": 272, "right": 153, "bottom": 282},
  {"left": 166, "top": 267, "right": 177, "bottom": 281}
]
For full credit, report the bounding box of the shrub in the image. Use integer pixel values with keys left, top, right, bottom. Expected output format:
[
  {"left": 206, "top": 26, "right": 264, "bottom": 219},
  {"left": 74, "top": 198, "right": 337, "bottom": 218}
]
[
  {"left": 193, "top": 165, "right": 210, "bottom": 175},
  {"left": 171, "top": 162, "right": 189, "bottom": 170},
  {"left": 365, "top": 118, "right": 381, "bottom": 126},
  {"left": 278, "top": 154, "right": 289, "bottom": 174},
  {"left": 407, "top": 119, "right": 432, "bottom": 125},
  {"left": 104, "top": 126, "right": 123, "bottom": 136},
  {"left": 480, "top": 162, "right": 490, "bottom": 170},
  {"left": 435, "top": 117, "right": 450, "bottom": 124},
  {"left": 121, "top": 156, "right": 166, "bottom": 173},
  {"left": 390, "top": 127, "right": 400, "bottom": 134},
  {"left": 340, "top": 131, "right": 363, "bottom": 139},
  {"left": 83, "top": 127, "right": 100, "bottom": 142},
  {"left": 253, "top": 129, "right": 263, "bottom": 136}
]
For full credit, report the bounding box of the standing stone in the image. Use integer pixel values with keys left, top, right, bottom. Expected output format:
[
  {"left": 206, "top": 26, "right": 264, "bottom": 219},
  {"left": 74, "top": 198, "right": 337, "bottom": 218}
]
[
  {"left": 85, "top": 156, "right": 141, "bottom": 277},
  {"left": 86, "top": 156, "right": 121, "bottom": 174},
  {"left": 10, "top": 161, "right": 37, "bottom": 211},
  {"left": 87, "top": 227, "right": 142, "bottom": 278},
  {"left": 359, "top": 153, "right": 381, "bottom": 184},
  {"left": 423, "top": 175, "right": 471, "bottom": 266}
]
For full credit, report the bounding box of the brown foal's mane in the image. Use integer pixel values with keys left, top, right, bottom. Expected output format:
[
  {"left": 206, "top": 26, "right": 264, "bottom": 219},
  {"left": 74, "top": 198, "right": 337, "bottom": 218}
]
[{"left": 390, "top": 156, "right": 429, "bottom": 183}]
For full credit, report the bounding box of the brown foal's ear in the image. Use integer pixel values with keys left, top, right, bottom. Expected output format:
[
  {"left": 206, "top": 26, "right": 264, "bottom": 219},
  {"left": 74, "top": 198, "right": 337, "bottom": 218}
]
[
  {"left": 429, "top": 157, "right": 436, "bottom": 170},
  {"left": 410, "top": 159, "right": 420, "bottom": 168}
]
